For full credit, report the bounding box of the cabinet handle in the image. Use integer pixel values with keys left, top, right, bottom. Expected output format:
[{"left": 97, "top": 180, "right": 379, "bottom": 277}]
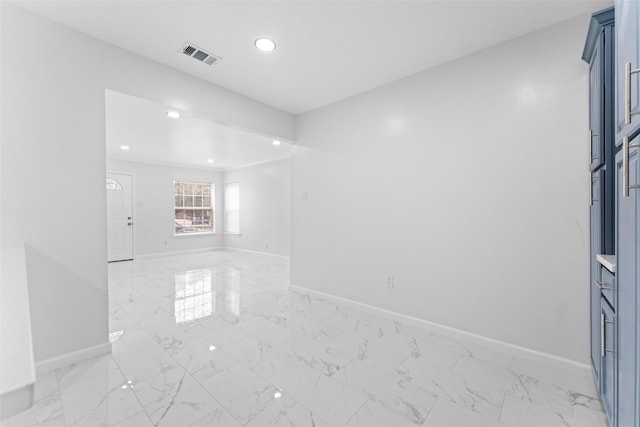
[
  {"left": 601, "top": 313, "right": 605, "bottom": 357},
  {"left": 590, "top": 173, "right": 598, "bottom": 206},
  {"left": 623, "top": 136, "right": 640, "bottom": 197},
  {"left": 596, "top": 280, "right": 612, "bottom": 290},
  {"left": 601, "top": 312, "right": 614, "bottom": 357},
  {"left": 625, "top": 63, "right": 640, "bottom": 125},
  {"left": 600, "top": 314, "right": 615, "bottom": 356},
  {"left": 589, "top": 129, "right": 599, "bottom": 163},
  {"left": 589, "top": 129, "right": 595, "bottom": 163}
]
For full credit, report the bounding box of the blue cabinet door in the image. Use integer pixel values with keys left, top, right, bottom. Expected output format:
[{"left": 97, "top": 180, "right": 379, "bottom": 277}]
[
  {"left": 601, "top": 298, "right": 616, "bottom": 422},
  {"left": 616, "top": 1, "right": 640, "bottom": 143},
  {"left": 590, "top": 39, "right": 603, "bottom": 168},
  {"left": 592, "top": 280, "right": 603, "bottom": 382},
  {"left": 615, "top": 135, "right": 639, "bottom": 427},
  {"left": 592, "top": 167, "right": 604, "bottom": 280},
  {"left": 591, "top": 168, "right": 604, "bottom": 380}
]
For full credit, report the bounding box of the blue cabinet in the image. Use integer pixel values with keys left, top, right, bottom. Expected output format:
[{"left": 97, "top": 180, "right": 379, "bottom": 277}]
[
  {"left": 614, "top": 1, "right": 640, "bottom": 426},
  {"left": 587, "top": 3, "right": 640, "bottom": 426},
  {"left": 615, "top": 135, "right": 639, "bottom": 427},
  {"left": 584, "top": 8, "right": 616, "bottom": 260},
  {"left": 584, "top": 11, "right": 616, "bottom": 415}
]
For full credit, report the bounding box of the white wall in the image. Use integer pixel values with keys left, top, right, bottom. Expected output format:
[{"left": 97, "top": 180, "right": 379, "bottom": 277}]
[
  {"left": 0, "top": 3, "right": 295, "bottom": 366},
  {"left": 107, "top": 160, "right": 224, "bottom": 256},
  {"left": 293, "top": 15, "right": 590, "bottom": 363},
  {"left": 107, "top": 158, "right": 291, "bottom": 257},
  {"left": 1, "top": 0, "right": 592, "bottom": 368},
  {"left": 223, "top": 159, "right": 291, "bottom": 256}
]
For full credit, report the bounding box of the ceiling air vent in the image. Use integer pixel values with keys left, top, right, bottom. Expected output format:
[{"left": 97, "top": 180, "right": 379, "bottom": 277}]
[{"left": 180, "top": 42, "right": 221, "bottom": 66}]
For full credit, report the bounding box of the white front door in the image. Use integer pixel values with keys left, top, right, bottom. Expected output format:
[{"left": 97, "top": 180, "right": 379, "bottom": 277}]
[{"left": 106, "top": 173, "right": 133, "bottom": 262}]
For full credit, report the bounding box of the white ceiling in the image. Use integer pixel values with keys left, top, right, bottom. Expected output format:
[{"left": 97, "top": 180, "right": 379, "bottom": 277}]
[
  {"left": 14, "top": 0, "right": 610, "bottom": 115},
  {"left": 105, "top": 90, "right": 291, "bottom": 170}
]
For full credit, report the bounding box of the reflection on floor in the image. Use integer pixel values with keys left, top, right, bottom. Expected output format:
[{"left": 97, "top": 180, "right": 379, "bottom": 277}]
[{"left": 4, "top": 250, "right": 608, "bottom": 427}]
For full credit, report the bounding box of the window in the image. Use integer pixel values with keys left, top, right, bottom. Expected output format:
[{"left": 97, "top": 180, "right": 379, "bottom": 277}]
[
  {"left": 174, "top": 181, "right": 214, "bottom": 234},
  {"left": 106, "top": 178, "right": 122, "bottom": 190},
  {"left": 225, "top": 182, "right": 239, "bottom": 233}
]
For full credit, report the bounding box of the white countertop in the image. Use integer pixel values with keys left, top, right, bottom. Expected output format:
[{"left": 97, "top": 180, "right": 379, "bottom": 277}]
[
  {"left": 1, "top": 242, "right": 35, "bottom": 419},
  {"left": 596, "top": 254, "right": 616, "bottom": 274}
]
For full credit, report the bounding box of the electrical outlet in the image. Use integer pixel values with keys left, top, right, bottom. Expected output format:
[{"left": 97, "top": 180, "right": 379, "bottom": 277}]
[
  {"left": 300, "top": 192, "right": 309, "bottom": 202},
  {"left": 386, "top": 275, "right": 395, "bottom": 289}
]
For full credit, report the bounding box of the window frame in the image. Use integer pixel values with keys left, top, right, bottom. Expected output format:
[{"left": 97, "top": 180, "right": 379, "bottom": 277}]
[
  {"left": 224, "top": 181, "right": 240, "bottom": 234},
  {"left": 173, "top": 180, "right": 215, "bottom": 236}
]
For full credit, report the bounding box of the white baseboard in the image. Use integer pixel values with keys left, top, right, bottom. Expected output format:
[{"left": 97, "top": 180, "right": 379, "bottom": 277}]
[
  {"left": 135, "top": 246, "right": 223, "bottom": 260},
  {"left": 221, "top": 247, "right": 290, "bottom": 259},
  {"left": 35, "top": 342, "right": 112, "bottom": 375},
  {"left": 0, "top": 383, "right": 34, "bottom": 421},
  {"left": 290, "top": 284, "right": 592, "bottom": 377},
  {"left": 135, "top": 246, "right": 289, "bottom": 260}
]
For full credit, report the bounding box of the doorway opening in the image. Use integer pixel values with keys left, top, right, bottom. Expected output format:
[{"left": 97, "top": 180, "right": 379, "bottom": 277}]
[{"left": 104, "top": 89, "right": 292, "bottom": 335}]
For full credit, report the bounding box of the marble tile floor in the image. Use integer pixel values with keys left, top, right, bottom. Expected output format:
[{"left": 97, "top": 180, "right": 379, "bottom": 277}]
[{"left": 3, "top": 250, "right": 609, "bottom": 427}]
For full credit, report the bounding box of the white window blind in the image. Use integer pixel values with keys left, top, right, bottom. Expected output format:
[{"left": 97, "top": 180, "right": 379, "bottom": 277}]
[{"left": 225, "top": 182, "right": 240, "bottom": 233}]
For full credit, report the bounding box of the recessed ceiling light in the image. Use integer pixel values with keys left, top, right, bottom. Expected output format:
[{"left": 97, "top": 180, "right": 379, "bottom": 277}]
[
  {"left": 209, "top": 345, "right": 216, "bottom": 351},
  {"left": 255, "top": 38, "right": 276, "bottom": 52},
  {"left": 167, "top": 111, "right": 181, "bottom": 119},
  {"left": 274, "top": 391, "right": 282, "bottom": 399},
  {"left": 207, "top": 159, "right": 214, "bottom": 164},
  {"left": 272, "top": 140, "right": 281, "bottom": 146},
  {"left": 120, "top": 145, "right": 130, "bottom": 150}
]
